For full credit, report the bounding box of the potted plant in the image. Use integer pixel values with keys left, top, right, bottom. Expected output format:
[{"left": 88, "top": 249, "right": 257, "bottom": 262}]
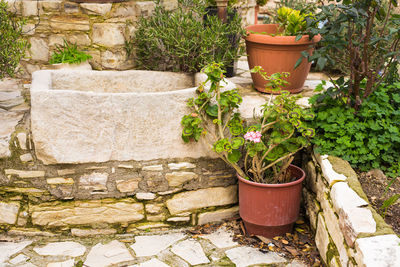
[
  {"left": 48, "top": 40, "right": 92, "bottom": 70},
  {"left": 181, "top": 62, "right": 315, "bottom": 237},
  {"left": 245, "top": 6, "right": 321, "bottom": 94}
]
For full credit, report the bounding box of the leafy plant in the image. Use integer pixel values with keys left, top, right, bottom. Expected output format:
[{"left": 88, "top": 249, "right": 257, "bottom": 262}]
[
  {"left": 128, "top": 0, "right": 244, "bottom": 73},
  {"left": 49, "top": 40, "right": 92, "bottom": 64},
  {"left": 311, "top": 81, "right": 400, "bottom": 177},
  {"left": 205, "top": 0, "right": 238, "bottom": 6},
  {"left": 308, "top": 0, "right": 400, "bottom": 110},
  {"left": 181, "top": 63, "right": 314, "bottom": 184},
  {"left": 276, "top": 0, "right": 319, "bottom": 15},
  {"left": 0, "top": 0, "right": 28, "bottom": 79}
]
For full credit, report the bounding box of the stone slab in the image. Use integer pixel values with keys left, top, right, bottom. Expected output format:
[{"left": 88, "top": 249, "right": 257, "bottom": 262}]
[
  {"left": 355, "top": 235, "right": 400, "bottom": 267},
  {"left": 166, "top": 186, "right": 237, "bottom": 215},
  {"left": 84, "top": 240, "right": 134, "bottom": 267},
  {"left": 33, "top": 241, "right": 86, "bottom": 257},
  {"left": 0, "top": 241, "right": 32, "bottom": 264},
  {"left": 225, "top": 246, "right": 286, "bottom": 267},
  {"left": 200, "top": 227, "right": 238, "bottom": 248},
  {"left": 165, "top": 172, "right": 197, "bottom": 187},
  {"left": 129, "top": 259, "right": 170, "bottom": 267},
  {"left": 168, "top": 162, "right": 196, "bottom": 170},
  {"left": 315, "top": 213, "right": 330, "bottom": 264},
  {"left": 130, "top": 233, "right": 185, "bottom": 257},
  {"left": 30, "top": 70, "right": 231, "bottom": 164},
  {"left": 171, "top": 239, "right": 210, "bottom": 265},
  {"left": 47, "top": 259, "right": 75, "bottom": 267},
  {"left": 317, "top": 155, "right": 347, "bottom": 185}
]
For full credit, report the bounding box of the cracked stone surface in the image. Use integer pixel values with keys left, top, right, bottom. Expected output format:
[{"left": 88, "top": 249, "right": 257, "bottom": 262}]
[{"left": 0, "top": 226, "right": 303, "bottom": 267}]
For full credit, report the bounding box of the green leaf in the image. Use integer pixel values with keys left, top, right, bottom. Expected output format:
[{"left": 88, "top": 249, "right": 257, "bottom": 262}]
[
  {"left": 316, "top": 57, "right": 327, "bottom": 70},
  {"left": 294, "top": 57, "right": 303, "bottom": 69},
  {"left": 206, "top": 105, "right": 218, "bottom": 117},
  {"left": 231, "top": 137, "right": 245, "bottom": 149},
  {"left": 228, "top": 150, "right": 241, "bottom": 163}
]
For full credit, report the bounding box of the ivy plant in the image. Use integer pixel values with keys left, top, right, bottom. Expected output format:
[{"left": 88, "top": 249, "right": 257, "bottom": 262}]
[{"left": 311, "top": 81, "right": 400, "bottom": 177}]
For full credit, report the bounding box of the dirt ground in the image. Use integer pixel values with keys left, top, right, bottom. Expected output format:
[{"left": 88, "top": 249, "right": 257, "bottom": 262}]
[
  {"left": 358, "top": 170, "right": 400, "bottom": 235},
  {"left": 189, "top": 213, "right": 322, "bottom": 267}
]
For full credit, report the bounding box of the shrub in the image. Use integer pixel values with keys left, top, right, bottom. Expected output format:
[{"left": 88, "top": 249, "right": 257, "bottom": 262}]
[
  {"left": 0, "top": 0, "right": 27, "bottom": 79},
  {"left": 128, "top": 0, "right": 244, "bottom": 73},
  {"left": 49, "top": 40, "right": 92, "bottom": 64},
  {"left": 310, "top": 81, "right": 400, "bottom": 177}
]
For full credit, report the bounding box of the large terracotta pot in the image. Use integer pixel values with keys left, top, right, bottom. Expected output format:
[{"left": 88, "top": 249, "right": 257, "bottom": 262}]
[
  {"left": 238, "top": 164, "right": 305, "bottom": 238},
  {"left": 245, "top": 24, "right": 321, "bottom": 94}
]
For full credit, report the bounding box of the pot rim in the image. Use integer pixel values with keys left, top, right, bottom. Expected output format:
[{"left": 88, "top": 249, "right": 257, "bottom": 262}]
[
  {"left": 237, "top": 164, "right": 305, "bottom": 188},
  {"left": 244, "top": 24, "right": 321, "bottom": 45}
]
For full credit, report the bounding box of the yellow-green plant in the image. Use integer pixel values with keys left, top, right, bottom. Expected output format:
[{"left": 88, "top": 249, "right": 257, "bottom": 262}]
[{"left": 276, "top": 6, "right": 313, "bottom": 36}]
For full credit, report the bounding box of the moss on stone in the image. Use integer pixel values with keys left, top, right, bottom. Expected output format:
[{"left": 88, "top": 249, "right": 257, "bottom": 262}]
[{"left": 328, "top": 156, "right": 369, "bottom": 202}]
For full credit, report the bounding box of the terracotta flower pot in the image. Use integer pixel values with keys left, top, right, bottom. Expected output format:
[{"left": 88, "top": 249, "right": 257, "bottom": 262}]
[
  {"left": 238, "top": 164, "right": 305, "bottom": 238},
  {"left": 245, "top": 24, "right": 321, "bottom": 94}
]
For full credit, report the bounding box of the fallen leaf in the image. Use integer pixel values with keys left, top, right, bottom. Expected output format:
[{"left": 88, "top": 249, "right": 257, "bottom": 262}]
[
  {"left": 285, "top": 246, "right": 299, "bottom": 256},
  {"left": 281, "top": 239, "right": 289, "bottom": 245}
]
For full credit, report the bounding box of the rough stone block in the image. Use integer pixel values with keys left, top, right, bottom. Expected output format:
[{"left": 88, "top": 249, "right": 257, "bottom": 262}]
[
  {"left": 46, "top": 177, "right": 74, "bottom": 185},
  {"left": 101, "top": 50, "right": 129, "bottom": 69},
  {"left": 50, "top": 16, "right": 90, "bottom": 31},
  {"left": 331, "top": 182, "right": 376, "bottom": 247},
  {"left": 116, "top": 178, "right": 140, "bottom": 193},
  {"left": 40, "top": 1, "right": 62, "bottom": 12},
  {"left": 79, "top": 172, "right": 108, "bottom": 191},
  {"left": 29, "top": 37, "right": 49, "bottom": 62},
  {"left": 31, "top": 199, "right": 144, "bottom": 226},
  {"left": 136, "top": 192, "right": 156, "bottom": 200},
  {"left": 167, "top": 216, "right": 190, "bottom": 222},
  {"left": 198, "top": 206, "right": 239, "bottom": 225},
  {"left": 135, "top": 1, "right": 155, "bottom": 16},
  {"left": 16, "top": 132, "right": 27, "bottom": 150},
  {"left": 145, "top": 203, "right": 163, "bottom": 214},
  {"left": 166, "top": 185, "right": 237, "bottom": 215},
  {"left": 168, "top": 162, "right": 196, "bottom": 170},
  {"left": 20, "top": 153, "right": 33, "bottom": 162},
  {"left": 315, "top": 213, "right": 330, "bottom": 265},
  {"left": 142, "top": 165, "right": 163, "bottom": 171},
  {"left": 0, "top": 201, "right": 20, "bottom": 224},
  {"left": 63, "top": 2, "right": 79, "bottom": 13},
  {"left": 110, "top": 2, "right": 136, "bottom": 18},
  {"left": 317, "top": 154, "right": 347, "bottom": 185},
  {"left": 354, "top": 235, "right": 400, "bottom": 267},
  {"left": 302, "top": 188, "right": 319, "bottom": 230},
  {"left": 22, "top": 0, "right": 38, "bottom": 16},
  {"left": 80, "top": 3, "right": 112, "bottom": 15},
  {"left": 57, "top": 169, "right": 75, "bottom": 176},
  {"left": 166, "top": 171, "right": 198, "bottom": 187},
  {"left": 92, "top": 23, "right": 125, "bottom": 47},
  {"left": 5, "top": 169, "right": 45, "bottom": 178}
]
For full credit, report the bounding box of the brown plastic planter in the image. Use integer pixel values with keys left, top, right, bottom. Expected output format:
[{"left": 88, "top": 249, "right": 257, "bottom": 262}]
[
  {"left": 238, "top": 164, "right": 305, "bottom": 238},
  {"left": 245, "top": 24, "right": 321, "bottom": 94}
]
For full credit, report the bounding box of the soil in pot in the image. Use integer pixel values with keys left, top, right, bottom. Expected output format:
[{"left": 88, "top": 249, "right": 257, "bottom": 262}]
[
  {"left": 238, "top": 164, "right": 305, "bottom": 238},
  {"left": 245, "top": 24, "right": 321, "bottom": 94}
]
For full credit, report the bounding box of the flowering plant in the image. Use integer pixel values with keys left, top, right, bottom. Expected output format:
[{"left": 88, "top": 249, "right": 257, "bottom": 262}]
[{"left": 181, "top": 63, "right": 315, "bottom": 184}]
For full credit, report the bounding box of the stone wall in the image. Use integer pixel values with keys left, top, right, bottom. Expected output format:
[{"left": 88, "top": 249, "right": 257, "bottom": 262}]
[
  {"left": 303, "top": 151, "right": 400, "bottom": 267},
  {"left": 6, "top": 0, "right": 256, "bottom": 76}
]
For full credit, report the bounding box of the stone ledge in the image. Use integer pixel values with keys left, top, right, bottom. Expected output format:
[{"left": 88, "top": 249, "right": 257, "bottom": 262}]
[{"left": 305, "top": 152, "right": 398, "bottom": 266}]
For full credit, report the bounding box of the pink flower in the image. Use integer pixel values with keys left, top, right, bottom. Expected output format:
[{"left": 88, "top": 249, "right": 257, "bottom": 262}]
[{"left": 244, "top": 131, "right": 262, "bottom": 143}]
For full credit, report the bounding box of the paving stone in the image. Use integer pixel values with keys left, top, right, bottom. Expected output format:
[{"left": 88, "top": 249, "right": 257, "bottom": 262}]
[
  {"left": 130, "top": 233, "right": 185, "bottom": 257},
  {"left": 286, "top": 259, "right": 308, "bottom": 266},
  {"left": 225, "top": 246, "right": 286, "bottom": 267},
  {"left": 136, "top": 192, "right": 156, "bottom": 200},
  {"left": 354, "top": 234, "right": 400, "bottom": 267},
  {"left": 198, "top": 206, "right": 239, "bottom": 225},
  {"left": 0, "top": 201, "right": 20, "bottom": 224},
  {"left": 168, "top": 162, "right": 196, "bottom": 170},
  {"left": 0, "top": 241, "right": 32, "bottom": 264},
  {"left": 33, "top": 241, "right": 86, "bottom": 257},
  {"left": 129, "top": 258, "right": 170, "bottom": 267},
  {"left": 165, "top": 172, "right": 197, "bottom": 187},
  {"left": 200, "top": 227, "right": 238, "bottom": 248},
  {"left": 171, "top": 239, "right": 210, "bottom": 265},
  {"left": 84, "top": 240, "right": 134, "bottom": 267},
  {"left": 9, "top": 254, "right": 29, "bottom": 265},
  {"left": 166, "top": 186, "right": 237, "bottom": 215},
  {"left": 47, "top": 259, "right": 75, "bottom": 267}
]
